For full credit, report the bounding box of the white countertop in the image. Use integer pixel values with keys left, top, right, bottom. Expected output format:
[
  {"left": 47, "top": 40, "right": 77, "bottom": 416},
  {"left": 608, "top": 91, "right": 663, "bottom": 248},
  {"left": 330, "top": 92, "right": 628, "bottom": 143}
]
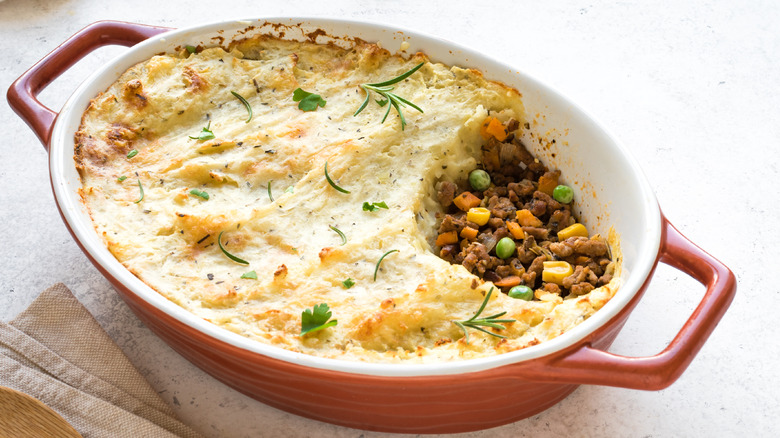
[{"left": 1, "top": 0, "right": 777, "bottom": 436}]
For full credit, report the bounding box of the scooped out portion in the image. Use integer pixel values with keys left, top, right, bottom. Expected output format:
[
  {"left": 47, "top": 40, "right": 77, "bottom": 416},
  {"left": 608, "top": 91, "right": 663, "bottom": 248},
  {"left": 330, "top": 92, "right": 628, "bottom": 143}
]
[{"left": 435, "top": 117, "right": 616, "bottom": 303}]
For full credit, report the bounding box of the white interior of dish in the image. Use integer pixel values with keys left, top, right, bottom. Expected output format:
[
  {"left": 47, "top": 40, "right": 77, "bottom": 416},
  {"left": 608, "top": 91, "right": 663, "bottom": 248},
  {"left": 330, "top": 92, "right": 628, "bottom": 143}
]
[{"left": 49, "top": 18, "right": 661, "bottom": 377}]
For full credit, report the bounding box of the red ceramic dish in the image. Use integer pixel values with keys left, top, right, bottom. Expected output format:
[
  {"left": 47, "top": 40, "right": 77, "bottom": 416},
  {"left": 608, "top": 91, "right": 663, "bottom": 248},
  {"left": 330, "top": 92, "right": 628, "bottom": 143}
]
[{"left": 8, "top": 19, "right": 736, "bottom": 433}]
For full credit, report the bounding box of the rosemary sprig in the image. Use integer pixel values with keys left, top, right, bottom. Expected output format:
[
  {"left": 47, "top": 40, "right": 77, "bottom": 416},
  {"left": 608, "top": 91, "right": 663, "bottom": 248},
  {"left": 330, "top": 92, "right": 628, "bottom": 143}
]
[
  {"left": 267, "top": 181, "right": 274, "bottom": 202},
  {"left": 329, "top": 225, "right": 347, "bottom": 246},
  {"left": 231, "top": 91, "right": 253, "bottom": 123},
  {"left": 452, "top": 288, "right": 515, "bottom": 344},
  {"left": 353, "top": 62, "right": 425, "bottom": 130},
  {"left": 134, "top": 179, "right": 144, "bottom": 203},
  {"left": 218, "top": 230, "right": 249, "bottom": 265},
  {"left": 373, "top": 249, "right": 398, "bottom": 281},
  {"left": 324, "top": 161, "right": 350, "bottom": 193}
]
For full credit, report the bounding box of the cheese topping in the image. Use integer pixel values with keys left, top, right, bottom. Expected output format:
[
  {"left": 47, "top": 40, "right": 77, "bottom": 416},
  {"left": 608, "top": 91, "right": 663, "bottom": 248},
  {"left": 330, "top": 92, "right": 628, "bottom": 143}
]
[{"left": 75, "top": 35, "right": 620, "bottom": 363}]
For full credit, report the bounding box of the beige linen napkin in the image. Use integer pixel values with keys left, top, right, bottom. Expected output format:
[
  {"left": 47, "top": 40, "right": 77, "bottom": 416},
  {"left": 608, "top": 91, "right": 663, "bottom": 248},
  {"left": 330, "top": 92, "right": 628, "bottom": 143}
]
[{"left": 0, "top": 283, "right": 203, "bottom": 438}]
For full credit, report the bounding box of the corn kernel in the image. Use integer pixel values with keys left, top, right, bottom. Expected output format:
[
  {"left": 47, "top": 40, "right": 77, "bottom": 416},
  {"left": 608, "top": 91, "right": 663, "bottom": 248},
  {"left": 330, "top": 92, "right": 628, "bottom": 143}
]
[
  {"left": 467, "top": 207, "right": 491, "bottom": 226},
  {"left": 557, "top": 223, "right": 589, "bottom": 240},
  {"left": 542, "top": 261, "right": 574, "bottom": 285}
]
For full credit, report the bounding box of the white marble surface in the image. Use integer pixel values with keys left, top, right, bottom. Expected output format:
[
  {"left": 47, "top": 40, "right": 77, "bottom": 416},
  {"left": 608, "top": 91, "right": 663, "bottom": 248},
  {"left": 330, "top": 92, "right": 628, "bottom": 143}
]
[{"left": 1, "top": 0, "right": 777, "bottom": 436}]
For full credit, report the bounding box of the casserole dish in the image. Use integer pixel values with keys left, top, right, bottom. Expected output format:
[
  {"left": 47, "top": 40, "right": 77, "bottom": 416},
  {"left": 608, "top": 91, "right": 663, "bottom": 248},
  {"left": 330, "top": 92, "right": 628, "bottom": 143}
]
[{"left": 8, "top": 18, "right": 736, "bottom": 433}]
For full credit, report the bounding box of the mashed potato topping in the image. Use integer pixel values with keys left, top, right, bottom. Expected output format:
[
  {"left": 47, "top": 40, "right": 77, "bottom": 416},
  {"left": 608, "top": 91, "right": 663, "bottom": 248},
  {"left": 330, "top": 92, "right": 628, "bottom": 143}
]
[{"left": 75, "top": 35, "right": 620, "bottom": 362}]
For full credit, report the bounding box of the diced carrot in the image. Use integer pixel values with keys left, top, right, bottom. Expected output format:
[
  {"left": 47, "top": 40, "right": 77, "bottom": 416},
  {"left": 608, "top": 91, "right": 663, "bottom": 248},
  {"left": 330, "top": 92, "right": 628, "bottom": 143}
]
[
  {"left": 538, "top": 173, "right": 559, "bottom": 196},
  {"left": 435, "top": 231, "right": 459, "bottom": 247},
  {"left": 453, "top": 191, "right": 482, "bottom": 211},
  {"left": 485, "top": 117, "right": 509, "bottom": 142},
  {"left": 480, "top": 117, "right": 495, "bottom": 140},
  {"left": 516, "top": 209, "right": 543, "bottom": 227},
  {"left": 506, "top": 221, "right": 524, "bottom": 240},
  {"left": 494, "top": 276, "right": 521, "bottom": 287},
  {"left": 460, "top": 226, "right": 479, "bottom": 240}
]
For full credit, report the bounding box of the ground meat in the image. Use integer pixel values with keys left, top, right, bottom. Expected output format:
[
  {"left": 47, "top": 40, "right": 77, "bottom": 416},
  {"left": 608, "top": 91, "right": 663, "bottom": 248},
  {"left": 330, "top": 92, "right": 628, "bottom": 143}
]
[
  {"left": 438, "top": 214, "right": 466, "bottom": 234},
  {"left": 550, "top": 241, "right": 574, "bottom": 258},
  {"left": 488, "top": 196, "right": 516, "bottom": 219},
  {"left": 522, "top": 226, "right": 549, "bottom": 240},
  {"left": 508, "top": 180, "right": 536, "bottom": 197},
  {"left": 566, "top": 236, "right": 609, "bottom": 257},
  {"left": 439, "top": 244, "right": 459, "bottom": 263},
  {"left": 461, "top": 242, "right": 489, "bottom": 274},
  {"left": 533, "top": 190, "right": 562, "bottom": 215},
  {"left": 548, "top": 209, "right": 572, "bottom": 233},
  {"left": 434, "top": 117, "right": 613, "bottom": 300},
  {"left": 437, "top": 181, "right": 457, "bottom": 207},
  {"left": 570, "top": 282, "right": 595, "bottom": 296}
]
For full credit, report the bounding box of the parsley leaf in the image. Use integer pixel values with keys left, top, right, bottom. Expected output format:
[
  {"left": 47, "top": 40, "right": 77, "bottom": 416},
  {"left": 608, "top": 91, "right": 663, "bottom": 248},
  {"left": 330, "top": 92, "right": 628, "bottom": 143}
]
[
  {"left": 292, "top": 88, "right": 326, "bottom": 112},
  {"left": 185, "top": 45, "right": 197, "bottom": 54},
  {"left": 241, "top": 270, "right": 257, "bottom": 280},
  {"left": 127, "top": 149, "right": 138, "bottom": 159},
  {"left": 300, "top": 303, "right": 338, "bottom": 336},
  {"left": 362, "top": 201, "right": 389, "bottom": 212},
  {"left": 342, "top": 278, "right": 355, "bottom": 289},
  {"left": 189, "top": 189, "right": 209, "bottom": 200},
  {"left": 189, "top": 121, "right": 216, "bottom": 141},
  {"left": 117, "top": 176, "right": 127, "bottom": 182}
]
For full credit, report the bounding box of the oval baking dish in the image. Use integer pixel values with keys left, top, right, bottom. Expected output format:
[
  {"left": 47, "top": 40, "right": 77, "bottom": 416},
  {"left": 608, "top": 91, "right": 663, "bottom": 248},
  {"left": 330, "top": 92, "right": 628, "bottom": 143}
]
[{"left": 8, "top": 18, "right": 736, "bottom": 433}]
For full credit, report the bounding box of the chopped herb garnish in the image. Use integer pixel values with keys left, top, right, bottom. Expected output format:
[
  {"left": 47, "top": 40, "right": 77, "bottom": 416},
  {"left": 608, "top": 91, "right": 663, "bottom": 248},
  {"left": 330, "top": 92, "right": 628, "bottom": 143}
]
[
  {"left": 373, "top": 249, "right": 399, "bottom": 281},
  {"left": 353, "top": 62, "right": 425, "bottom": 130},
  {"left": 362, "top": 201, "right": 389, "bottom": 212},
  {"left": 231, "top": 91, "right": 252, "bottom": 123},
  {"left": 342, "top": 278, "right": 355, "bottom": 289},
  {"left": 189, "top": 121, "right": 215, "bottom": 141},
  {"left": 134, "top": 179, "right": 144, "bottom": 203},
  {"left": 324, "top": 161, "right": 350, "bottom": 194},
  {"left": 117, "top": 175, "right": 127, "bottom": 182},
  {"left": 284, "top": 185, "right": 294, "bottom": 194},
  {"left": 329, "top": 225, "right": 347, "bottom": 245},
  {"left": 292, "top": 88, "right": 326, "bottom": 112},
  {"left": 190, "top": 189, "right": 209, "bottom": 200},
  {"left": 452, "top": 288, "right": 516, "bottom": 344},
  {"left": 127, "top": 149, "right": 138, "bottom": 159},
  {"left": 241, "top": 270, "right": 258, "bottom": 280},
  {"left": 217, "top": 230, "right": 249, "bottom": 265},
  {"left": 185, "top": 45, "right": 197, "bottom": 54},
  {"left": 267, "top": 182, "right": 274, "bottom": 202},
  {"left": 300, "top": 303, "right": 338, "bottom": 336}
]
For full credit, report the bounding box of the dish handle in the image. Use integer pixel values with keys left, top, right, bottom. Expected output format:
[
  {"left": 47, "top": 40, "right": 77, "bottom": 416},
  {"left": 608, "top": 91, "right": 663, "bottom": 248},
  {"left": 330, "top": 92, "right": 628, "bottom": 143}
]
[
  {"left": 533, "top": 213, "right": 736, "bottom": 390},
  {"left": 6, "top": 20, "right": 171, "bottom": 149}
]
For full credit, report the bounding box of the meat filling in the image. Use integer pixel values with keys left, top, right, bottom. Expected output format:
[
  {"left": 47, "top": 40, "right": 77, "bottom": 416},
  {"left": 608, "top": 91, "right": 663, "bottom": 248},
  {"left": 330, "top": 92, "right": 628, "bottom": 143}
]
[{"left": 435, "top": 117, "right": 614, "bottom": 299}]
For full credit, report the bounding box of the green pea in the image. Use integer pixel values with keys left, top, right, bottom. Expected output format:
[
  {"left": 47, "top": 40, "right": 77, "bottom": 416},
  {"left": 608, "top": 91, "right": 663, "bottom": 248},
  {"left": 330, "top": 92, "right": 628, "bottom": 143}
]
[
  {"left": 495, "top": 237, "right": 516, "bottom": 259},
  {"left": 553, "top": 184, "right": 574, "bottom": 204},
  {"left": 508, "top": 285, "right": 534, "bottom": 300},
  {"left": 468, "top": 169, "right": 491, "bottom": 191}
]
